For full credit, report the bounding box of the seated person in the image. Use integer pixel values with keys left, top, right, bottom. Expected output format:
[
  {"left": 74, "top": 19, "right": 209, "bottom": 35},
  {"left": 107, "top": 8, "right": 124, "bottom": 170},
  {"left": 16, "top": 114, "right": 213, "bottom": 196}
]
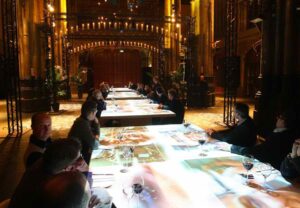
[
  {"left": 206, "top": 103, "right": 257, "bottom": 147},
  {"left": 136, "top": 83, "right": 145, "bottom": 95},
  {"left": 87, "top": 89, "right": 107, "bottom": 118},
  {"left": 280, "top": 138, "right": 300, "bottom": 179},
  {"left": 151, "top": 75, "right": 162, "bottom": 93},
  {"left": 68, "top": 101, "right": 100, "bottom": 164},
  {"left": 24, "top": 113, "right": 52, "bottom": 168},
  {"left": 153, "top": 87, "right": 168, "bottom": 105},
  {"left": 35, "top": 171, "right": 97, "bottom": 208},
  {"left": 128, "top": 81, "right": 137, "bottom": 90},
  {"left": 99, "top": 82, "right": 109, "bottom": 99},
  {"left": 231, "top": 111, "right": 296, "bottom": 170},
  {"left": 9, "top": 139, "right": 93, "bottom": 208},
  {"left": 144, "top": 84, "right": 152, "bottom": 97},
  {"left": 159, "top": 89, "right": 185, "bottom": 124},
  {"left": 86, "top": 87, "right": 95, "bottom": 100}
]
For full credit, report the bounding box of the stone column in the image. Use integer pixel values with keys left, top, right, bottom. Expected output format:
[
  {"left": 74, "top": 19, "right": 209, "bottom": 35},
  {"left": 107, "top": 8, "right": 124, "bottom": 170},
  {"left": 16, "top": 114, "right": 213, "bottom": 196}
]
[{"left": 192, "top": 0, "right": 213, "bottom": 76}]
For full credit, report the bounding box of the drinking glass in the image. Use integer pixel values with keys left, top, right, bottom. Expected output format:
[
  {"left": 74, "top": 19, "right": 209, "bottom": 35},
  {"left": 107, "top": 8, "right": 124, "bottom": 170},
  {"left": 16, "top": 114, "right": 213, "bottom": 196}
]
[
  {"left": 198, "top": 137, "right": 207, "bottom": 156},
  {"left": 122, "top": 174, "right": 144, "bottom": 208},
  {"left": 242, "top": 156, "right": 254, "bottom": 184},
  {"left": 120, "top": 146, "right": 134, "bottom": 173},
  {"left": 183, "top": 119, "right": 191, "bottom": 128},
  {"left": 257, "top": 163, "right": 273, "bottom": 191},
  {"left": 132, "top": 175, "right": 145, "bottom": 208}
]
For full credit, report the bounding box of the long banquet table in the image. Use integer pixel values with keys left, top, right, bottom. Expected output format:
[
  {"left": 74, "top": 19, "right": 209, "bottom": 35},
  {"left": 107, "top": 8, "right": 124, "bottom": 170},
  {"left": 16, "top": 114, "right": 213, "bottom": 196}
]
[
  {"left": 100, "top": 99, "right": 175, "bottom": 126},
  {"left": 109, "top": 87, "right": 135, "bottom": 92},
  {"left": 90, "top": 124, "right": 300, "bottom": 208},
  {"left": 106, "top": 91, "right": 145, "bottom": 100}
]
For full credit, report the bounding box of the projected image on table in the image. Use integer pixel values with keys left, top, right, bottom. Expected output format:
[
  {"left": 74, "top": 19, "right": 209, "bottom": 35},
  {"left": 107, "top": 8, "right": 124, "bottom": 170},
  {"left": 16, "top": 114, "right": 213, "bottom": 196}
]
[{"left": 91, "top": 144, "right": 167, "bottom": 168}]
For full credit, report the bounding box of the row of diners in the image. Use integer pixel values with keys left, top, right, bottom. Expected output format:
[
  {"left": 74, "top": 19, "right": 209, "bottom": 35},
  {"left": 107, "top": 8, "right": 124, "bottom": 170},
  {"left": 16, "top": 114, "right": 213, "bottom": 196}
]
[{"left": 5, "top": 77, "right": 300, "bottom": 208}]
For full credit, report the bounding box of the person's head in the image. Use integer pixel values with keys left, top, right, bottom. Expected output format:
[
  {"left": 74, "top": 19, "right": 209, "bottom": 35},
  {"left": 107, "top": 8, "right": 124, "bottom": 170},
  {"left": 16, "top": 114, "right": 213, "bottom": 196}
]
[
  {"left": 81, "top": 101, "right": 97, "bottom": 121},
  {"left": 43, "top": 139, "right": 82, "bottom": 174},
  {"left": 87, "top": 88, "right": 95, "bottom": 97},
  {"left": 168, "top": 88, "right": 178, "bottom": 101},
  {"left": 31, "top": 113, "right": 52, "bottom": 140},
  {"left": 275, "top": 110, "right": 296, "bottom": 129},
  {"left": 156, "top": 87, "right": 163, "bottom": 96},
  {"left": 200, "top": 73, "right": 205, "bottom": 81},
  {"left": 36, "top": 171, "right": 90, "bottom": 208},
  {"left": 137, "top": 83, "right": 144, "bottom": 89},
  {"left": 153, "top": 76, "right": 159, "bottom": 84},
  {"left": 234, "top": 103, "right": 249, "bottom": 122},
  {"left": 92, "top": 89, "right": 103, "bottom": 100},
  {"left": 144, "top": 84, "right": 150, "bottom": 91}
]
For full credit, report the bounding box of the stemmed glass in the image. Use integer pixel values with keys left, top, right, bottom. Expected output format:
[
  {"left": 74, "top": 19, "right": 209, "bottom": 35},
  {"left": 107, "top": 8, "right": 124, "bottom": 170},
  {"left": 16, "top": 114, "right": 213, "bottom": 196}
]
[
  {"left": 242, "top": 155, "right": 254, "bottom": 184},
  {"left": 257, "top": 163, "right": 273, "bottom": 190},
  {"left": 122, "top": 174, "right": 144, "bottom": 208},
  {"left": 198, "top": 135, "right": 207, "bottom": 157},
  {"left": 183, "top": 119, "right": 191, "bottom": 128},
  {"left": 120, "top": 146, "right": 134, "bottom": 173}
]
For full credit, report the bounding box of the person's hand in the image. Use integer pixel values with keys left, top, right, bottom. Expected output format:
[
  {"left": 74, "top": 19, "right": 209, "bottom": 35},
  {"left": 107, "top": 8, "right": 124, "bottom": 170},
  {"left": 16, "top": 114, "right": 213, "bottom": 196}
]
[
  {"left": 88, "top": 194, "right": 101, "bottom": 208},
  {"left": 94, "top": 117, "right": 99, "bottom": 124},
  {"left": 158, "top": 104, "right": 163, "bottom": 109},
  {"left": 291, "top": 139, "right": 300, "bottom": 158},
  {"left": 205, "top": 128, "right": 215, "bottom": 136}
]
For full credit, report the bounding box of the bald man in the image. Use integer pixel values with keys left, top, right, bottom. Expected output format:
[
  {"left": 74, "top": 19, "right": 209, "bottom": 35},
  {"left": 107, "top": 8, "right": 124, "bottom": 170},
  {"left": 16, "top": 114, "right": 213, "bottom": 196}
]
[{"left": 24, "top": 113, "right": 52, "bottom": 168}]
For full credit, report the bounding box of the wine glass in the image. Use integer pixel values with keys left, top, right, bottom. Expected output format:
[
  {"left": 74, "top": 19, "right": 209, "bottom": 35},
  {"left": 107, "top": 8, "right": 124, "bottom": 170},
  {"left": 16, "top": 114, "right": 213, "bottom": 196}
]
[
  {"left": 132, "top": 175, "right": 145, "bottom": 208},
  {"left": 183, "top": 119, "right": 191, "bottom": 128},
  {"left": 120, "top": 146, "right": 134, "bottom": 173},
  {"left": 122, "top": 174, "right": 144, "bottom": 208},
  {"left": 198, "top": 137, "right": 207, "bottom": 156},
  {"left": 242, "top": 156, "right": 254, "bottom": 184},
  {"left": 257, "top": 163, "right": 273, "bottom": 189}
]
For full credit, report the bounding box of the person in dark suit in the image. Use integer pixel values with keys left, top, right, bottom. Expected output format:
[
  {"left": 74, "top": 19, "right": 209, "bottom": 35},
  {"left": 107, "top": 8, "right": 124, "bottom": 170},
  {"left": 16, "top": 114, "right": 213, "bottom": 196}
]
[
  {"left": 87, "top": 89, "right": 107, "bottom": 118},
  {"left": 9, "top": 140, "right": 93, "bottom": 208},
  {"left": 280, "top": 138, "right": 300, "bottom": 179},
  {"left": 159, "top": 88, "right": 185, "bottom": 124},
  {"left": 68, "top": 101, "right": 99, "bottom": 164},
  {"left": 24, "top": 113, "right": 52, "bottom": 169},
  {"left": 153, "top": 87, "right": 168, "bottom": 105},
  {"left": 136, "top": 83, "right": 145, "bottom": 95},
  {"left": 231, "top": 111, "right": 296, "bottom": 170},
  {"left": 206, "top": 102, "right": 257, "bottom": 147}
]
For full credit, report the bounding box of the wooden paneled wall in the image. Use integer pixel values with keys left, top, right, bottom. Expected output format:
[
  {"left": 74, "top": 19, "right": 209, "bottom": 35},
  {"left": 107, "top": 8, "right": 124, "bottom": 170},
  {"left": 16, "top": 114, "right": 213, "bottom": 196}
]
[{"left": 92, "top": 49, "right": 142, "bottom": 87}]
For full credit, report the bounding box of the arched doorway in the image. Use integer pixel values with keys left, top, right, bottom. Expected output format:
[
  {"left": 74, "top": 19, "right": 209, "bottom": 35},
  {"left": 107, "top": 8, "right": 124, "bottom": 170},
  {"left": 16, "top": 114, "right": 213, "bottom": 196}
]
[{"left": 91, "top": 49, "right": 143, "bottom": 87}]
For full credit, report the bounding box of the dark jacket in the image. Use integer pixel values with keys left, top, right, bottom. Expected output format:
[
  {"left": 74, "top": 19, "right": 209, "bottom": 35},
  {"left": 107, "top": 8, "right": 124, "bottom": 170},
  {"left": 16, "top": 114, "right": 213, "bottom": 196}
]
[
  {"left": 87, "top": 97, "right": 107, "bottom": 118},
  {"left": 24, "top": 135, "right": 52, "bottom": 168},
  {"left": 280, "top": 156, "right": 300, "bottom": 179},
  {"left": 68, "top": 117, "right": 97, "bottom": 164},
  {"left": 153, "top": 94, "right": 168, "bottom": 105},
  {"left": 164, "top": 99, "right": 185, "bottom": 124},
  {"left": 231, "top": 129, "right": 295, "bottom": 170},
  {"left": 9, "top": 160, "right": 52, "bottom": 208},
  {"left": 211, "top": 117, "right": 257, "bottom": 147}
]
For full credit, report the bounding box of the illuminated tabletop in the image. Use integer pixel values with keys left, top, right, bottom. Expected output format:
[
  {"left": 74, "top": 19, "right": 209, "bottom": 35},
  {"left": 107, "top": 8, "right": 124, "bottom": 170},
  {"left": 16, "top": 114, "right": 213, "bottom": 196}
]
[
  {"left": 100, "top": 99, "right": 175, "bottom": 126},
  {"left": 90, "top": 124, "right": 300, "bottom": 208},
  {"left": 109, "top": 88, "right": 135, "bottom": 92},
  {"left": 107, "top": 91, "right": 145, "bottom": 100}
]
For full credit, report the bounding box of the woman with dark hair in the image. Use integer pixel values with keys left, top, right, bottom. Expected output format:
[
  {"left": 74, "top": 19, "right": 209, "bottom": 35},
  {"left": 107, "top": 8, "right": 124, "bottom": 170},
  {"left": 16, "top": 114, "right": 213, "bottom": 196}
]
[{"left": 232, "top": 111, "right": 297, "bottom": 170}]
